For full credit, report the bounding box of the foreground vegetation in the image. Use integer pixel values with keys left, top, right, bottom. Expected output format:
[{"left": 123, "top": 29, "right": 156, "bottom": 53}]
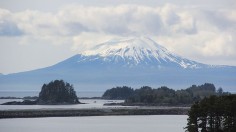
[
  {"left": 186, "top": 95, "right": 236, "bottom": 132},
  {"left": 102, "top": 83, "right": 229, "bottom": 106}
]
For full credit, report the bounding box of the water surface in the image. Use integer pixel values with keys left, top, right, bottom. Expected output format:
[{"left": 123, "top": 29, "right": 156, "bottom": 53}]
[
  {"left": 0, "top": 115, "right": 187, "bottom": 132},
  {"left": 0, "top": 99, "right": 126, "bottom": 110}
]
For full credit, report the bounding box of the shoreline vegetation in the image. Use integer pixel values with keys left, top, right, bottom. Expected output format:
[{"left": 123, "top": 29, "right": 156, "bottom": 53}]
[
  {"left": 0, "top": 107, "right": 189, "bottom": 119},
  {"left": 1, "top": 83, "right": 227, "bottom": 106},
  {"left": 0, "top": 96, "right": 102, "bottom": 100},
  {"left": 102, "top": 83, "right": 229, "bottom": 106}
]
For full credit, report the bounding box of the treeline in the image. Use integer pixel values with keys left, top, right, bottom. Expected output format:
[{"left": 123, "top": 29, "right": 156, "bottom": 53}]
[
  {"left": 102, "top": 86, "right": 134, "bottom": 100},
  {"left": 186, "top": 95, "right": 236, "bottom": 132},
  {"left": 102, "top": 83, "right": 229, "bottom": 105}
]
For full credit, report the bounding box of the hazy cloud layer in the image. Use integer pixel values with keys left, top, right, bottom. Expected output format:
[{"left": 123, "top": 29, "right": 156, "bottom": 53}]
[{"left": 0, "top": 4, "right": 236, "bottom": 73}]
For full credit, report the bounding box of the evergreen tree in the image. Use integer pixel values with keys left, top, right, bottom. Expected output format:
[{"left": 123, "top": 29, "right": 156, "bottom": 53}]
[{"left": 185, "top": 95, "right": 236, "bottom": 132}]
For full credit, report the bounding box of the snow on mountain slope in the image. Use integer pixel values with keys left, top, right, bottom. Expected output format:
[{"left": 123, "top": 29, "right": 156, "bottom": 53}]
[{"left": 81, "top": 36, "right": 206, "bottom": 69}]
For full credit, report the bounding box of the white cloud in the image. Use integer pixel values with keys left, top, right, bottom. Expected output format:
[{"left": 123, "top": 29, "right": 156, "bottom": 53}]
[
  {"left": 0, "top": 3, "right": 236, "bottom": 73},
  {"left": 72, "top": 32, "right": 119, "bottom": 52},
  {"left": 0, "top": 9, "right": 23, "bottom": 36},
  {"left": 202, "top": 33, "right": 235, "bottom": 57}
]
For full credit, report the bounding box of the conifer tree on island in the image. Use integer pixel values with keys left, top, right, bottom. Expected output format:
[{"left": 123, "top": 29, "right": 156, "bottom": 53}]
[{"left": 37, "top": 80, "right": 79, "bottom": 104}]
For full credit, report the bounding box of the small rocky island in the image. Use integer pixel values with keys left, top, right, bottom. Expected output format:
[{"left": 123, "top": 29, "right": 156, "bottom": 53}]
[
  {"left": 38, "top": 80, "right": 79, "bottom": 104},
  {"left": 2, "top": 80, "right": 80, "bottom": 105}
]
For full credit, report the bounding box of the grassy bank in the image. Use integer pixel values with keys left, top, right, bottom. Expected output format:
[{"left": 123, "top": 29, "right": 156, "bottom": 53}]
[{"left": 0, "top": 107, "right": 189, "bottom": 118}]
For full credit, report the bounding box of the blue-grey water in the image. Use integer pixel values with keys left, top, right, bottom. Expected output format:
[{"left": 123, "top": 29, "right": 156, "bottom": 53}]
[
  {"left": 0, "top": 115, "right": 188, "bottom": 132},
  {"left": 0, "top": 99, "right": 126, "bottom": 110},
  {"left": 0, "top": 91, "right": 104, "bottom": 97}
]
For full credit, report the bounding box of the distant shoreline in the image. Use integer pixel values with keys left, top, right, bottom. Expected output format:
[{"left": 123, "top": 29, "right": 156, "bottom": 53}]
[
  {"left": 0, "top": 96, "right": 102, "bottom": 100},
  {"left": 0, "top": 107, "right": 189, "bottom": 119}
]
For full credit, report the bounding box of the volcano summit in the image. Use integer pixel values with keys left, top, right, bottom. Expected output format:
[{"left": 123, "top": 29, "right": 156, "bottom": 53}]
[{"left": 82, "top": 37, "right": 207, "bottom": 69}]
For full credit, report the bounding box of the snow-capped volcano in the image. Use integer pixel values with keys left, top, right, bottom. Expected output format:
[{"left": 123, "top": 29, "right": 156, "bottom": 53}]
[
  {"left": 81, "top": 37, "right": 205, "bottom": 69},
  {"left": 0, "top": 36, "right": 235, "bottom": 92}
]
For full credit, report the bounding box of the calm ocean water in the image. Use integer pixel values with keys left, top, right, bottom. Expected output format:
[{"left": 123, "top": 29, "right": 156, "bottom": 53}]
[
  {"left": 0, "top": 115, "right": 188, "bottom": 132},
  {"left": 0, "top": 99, "right": 126, "bottom": 110},
  {"left": 0, "top": 91, "right": 104, "bottom": 97}
]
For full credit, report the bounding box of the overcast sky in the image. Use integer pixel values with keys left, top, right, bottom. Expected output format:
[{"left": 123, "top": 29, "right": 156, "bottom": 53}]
[{"left": 0, "top": 0, "right": 236, "bottom": 74}]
